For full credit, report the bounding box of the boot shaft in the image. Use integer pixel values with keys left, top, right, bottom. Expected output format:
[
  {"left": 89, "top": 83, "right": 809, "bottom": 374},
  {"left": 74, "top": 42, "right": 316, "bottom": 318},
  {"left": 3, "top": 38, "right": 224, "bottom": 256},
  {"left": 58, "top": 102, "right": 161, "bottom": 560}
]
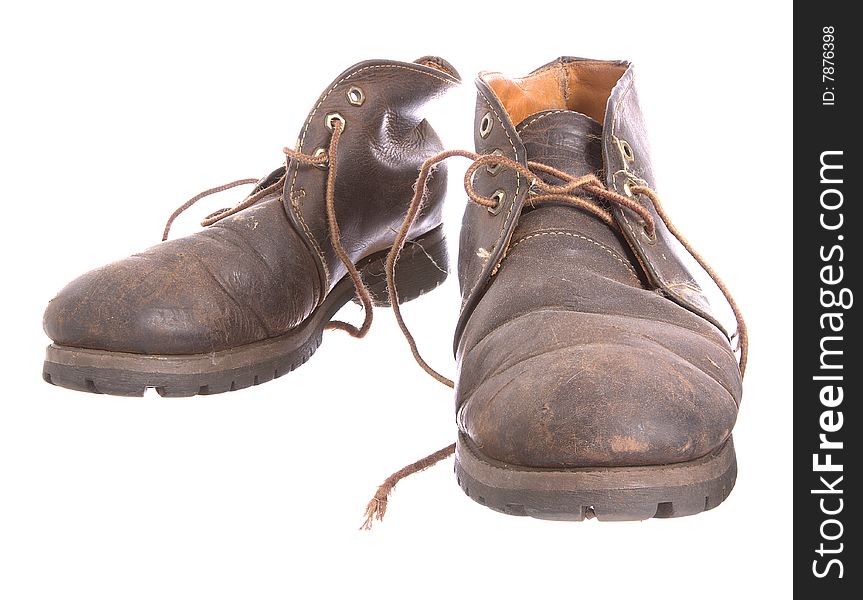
[{"left": 284, "top": 57, "right": 460, "bottom": 296}]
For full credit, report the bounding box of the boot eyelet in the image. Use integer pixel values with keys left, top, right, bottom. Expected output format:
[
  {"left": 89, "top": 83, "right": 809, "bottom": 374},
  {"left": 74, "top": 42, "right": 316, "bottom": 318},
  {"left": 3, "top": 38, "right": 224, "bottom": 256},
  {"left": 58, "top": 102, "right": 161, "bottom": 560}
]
[
  {"left": 346, "top": 86, "right": 365, "bottom": 106},
  {"left": 313, "top": 147, "right": 328, "bottom": 169},
  {"left": 325, "top": 112, "right": 346, "bottom": 131},
  {"left": 488, "top": 189, "right": 506, "bottom": 215},
  {"left": 623, "top": 177, "right": 637, "bottom": 197},
  {"left": 641, "top": 224, "right": 657, "bottom": 244},
  {"left": 619, "top": 139, "right": 635, "bottom": 163},
  {"left": 479, "top": 112, "right": 493, "bottom": 138},
  {"left": 486, "top": 149, "right": 504, "bottom": 175}
]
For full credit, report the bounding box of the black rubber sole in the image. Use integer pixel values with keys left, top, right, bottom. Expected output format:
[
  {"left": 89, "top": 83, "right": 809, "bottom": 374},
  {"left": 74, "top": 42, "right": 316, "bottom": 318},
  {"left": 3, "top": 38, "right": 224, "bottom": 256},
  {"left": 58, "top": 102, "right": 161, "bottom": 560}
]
[
  {"left": 454, "top": 432, "right": 737, "bottom": 521},
  {"left": 42, "top": 225, "right": 449, "bottom": 397}
]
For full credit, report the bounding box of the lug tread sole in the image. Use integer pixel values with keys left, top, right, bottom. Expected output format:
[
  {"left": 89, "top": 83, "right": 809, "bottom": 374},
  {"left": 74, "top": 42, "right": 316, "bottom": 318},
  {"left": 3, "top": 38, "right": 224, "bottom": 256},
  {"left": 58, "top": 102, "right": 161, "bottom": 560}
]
[{"left": 454, "top": 431, "right": 736, "bottom": 521}]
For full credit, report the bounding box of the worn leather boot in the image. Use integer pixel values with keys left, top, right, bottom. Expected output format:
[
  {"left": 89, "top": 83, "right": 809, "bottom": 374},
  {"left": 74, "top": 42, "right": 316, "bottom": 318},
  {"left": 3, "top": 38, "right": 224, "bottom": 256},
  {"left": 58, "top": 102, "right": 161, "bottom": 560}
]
[
  {"left": 42, "top": 57, "right": 460, "bottom": 397},
  {"left": 375, "top": 57, "right": 747, "bottom": 524},
  {"left": 450, "top": 58, "right": 747, "bottom": 520}
]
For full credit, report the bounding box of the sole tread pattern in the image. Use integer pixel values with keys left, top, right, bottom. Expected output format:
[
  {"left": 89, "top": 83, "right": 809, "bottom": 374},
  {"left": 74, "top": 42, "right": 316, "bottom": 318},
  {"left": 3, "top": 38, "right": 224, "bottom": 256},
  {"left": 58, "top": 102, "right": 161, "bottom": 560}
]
[
  {"left": 44, "top": 334, "right": 326, "bottom": 398},
  {"left": 454, "top": 434, "right": 737, "bottom": 522}
]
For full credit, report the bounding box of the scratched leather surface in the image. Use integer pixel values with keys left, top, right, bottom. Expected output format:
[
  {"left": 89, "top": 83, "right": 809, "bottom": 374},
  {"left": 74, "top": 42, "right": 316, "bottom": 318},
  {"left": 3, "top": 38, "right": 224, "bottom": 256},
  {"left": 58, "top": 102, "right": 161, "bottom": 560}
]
[
  {"left": 454, "top": 60, "right": 743, "bottom": 468},
  {"left": 45, "top": 191, "right": 319, "bottom": 354},
  {"left": 454, "top": 79, "right": 528, "bottom": 349},
  {"left": 601, "top": 61, "right": 738, "bottom": 341},
  {"left": 455, "top": 59, "right": 738, "bottom": 351},
  {"left": 44, "top": 58, "right": 459, "bottom": 355}
]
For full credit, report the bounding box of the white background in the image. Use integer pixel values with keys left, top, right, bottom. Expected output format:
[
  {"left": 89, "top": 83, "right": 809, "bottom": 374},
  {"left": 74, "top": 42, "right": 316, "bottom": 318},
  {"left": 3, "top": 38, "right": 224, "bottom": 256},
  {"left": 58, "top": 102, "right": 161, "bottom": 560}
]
[{"left": 0, "top": 1, "right": 792, "bottom": 598}]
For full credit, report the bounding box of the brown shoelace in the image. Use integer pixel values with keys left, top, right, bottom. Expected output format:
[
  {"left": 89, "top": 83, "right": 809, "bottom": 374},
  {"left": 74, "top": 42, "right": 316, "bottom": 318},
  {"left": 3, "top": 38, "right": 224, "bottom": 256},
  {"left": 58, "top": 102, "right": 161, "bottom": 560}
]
[
  {"left": 158, "top": 140, "right": 748, "bottom": 530},
  {"left": 360, "top": 149, "right": 749, "bottom": 530},
  {"left": 160, "top": 119, "right": 374, "bottom": 339}
]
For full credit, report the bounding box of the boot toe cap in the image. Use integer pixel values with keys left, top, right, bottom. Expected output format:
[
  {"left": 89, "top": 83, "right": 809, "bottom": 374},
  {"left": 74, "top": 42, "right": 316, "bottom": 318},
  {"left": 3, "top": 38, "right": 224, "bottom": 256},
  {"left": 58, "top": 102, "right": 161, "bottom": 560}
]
[
  {"left": 457, "top": 311, "right": 741, "bottom": 468},
  {"left": 43, "top": 245, "right": 267, "bottom": 355}
]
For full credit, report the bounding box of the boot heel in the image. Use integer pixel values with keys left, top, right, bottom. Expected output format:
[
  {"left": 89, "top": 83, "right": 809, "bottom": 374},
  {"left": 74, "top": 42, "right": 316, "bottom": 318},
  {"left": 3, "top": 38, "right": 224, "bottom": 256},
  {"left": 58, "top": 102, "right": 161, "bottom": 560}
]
[{"left": 357, "top": 224, "right": 449, "bottom": 307}]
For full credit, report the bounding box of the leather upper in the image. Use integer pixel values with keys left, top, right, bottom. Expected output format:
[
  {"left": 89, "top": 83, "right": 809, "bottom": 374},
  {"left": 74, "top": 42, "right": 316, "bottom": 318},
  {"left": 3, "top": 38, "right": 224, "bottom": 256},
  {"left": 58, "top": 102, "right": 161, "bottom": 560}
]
[
  {"left": 455, "top": 58, "right": 739, "bottom": 350},
  {"left": 284, "top": 59, "right": 460, "bottom": 293},
  {"left": 44, "top": 194, "right": 319, "bottom": 354},
  {"left": 455, "top": 59, "right": 743, "bottom": 468},
  {"left": 44, "top": 58, "right": 460, "bottom": 355}
]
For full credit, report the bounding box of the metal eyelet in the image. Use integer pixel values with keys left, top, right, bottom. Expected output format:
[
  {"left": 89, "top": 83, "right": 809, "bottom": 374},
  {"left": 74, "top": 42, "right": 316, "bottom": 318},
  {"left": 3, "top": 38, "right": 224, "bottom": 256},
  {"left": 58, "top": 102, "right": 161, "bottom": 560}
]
[
  {"left": 641, "top": 224, "right": 657, "bottom": 244},
  {"left": 325, "top": 112, "right": 345, "bottom": 131},
  {"left": 346, "top": 86, "right": 365, "bottom": 106},
  {"left": 619, "top": 139, "right": 635, "bottom": 163},
  {"left": 313, "top": 148, "right": 328, "bottom": 169},
  {"left": 486, "top": 149, "right": 504, "bottom": 175},
  {"left": 479, "top": 112, "right": 493, "bottom": 138},
  {"left": 623, "top": 177, "right": 637, "bottom": 197},
  {"left": 488, "top": 189, "right": 506, "bottom": 215}
]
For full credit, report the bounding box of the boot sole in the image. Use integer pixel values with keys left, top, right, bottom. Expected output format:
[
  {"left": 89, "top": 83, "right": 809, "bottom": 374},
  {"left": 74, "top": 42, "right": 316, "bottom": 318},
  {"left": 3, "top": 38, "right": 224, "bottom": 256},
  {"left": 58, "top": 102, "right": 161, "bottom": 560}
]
[
  {"left": 42, "top": 225, "right": 449, "bottom": 397},
  {"left": 454, "top": 431, "right": 736, "bottom": 521}
]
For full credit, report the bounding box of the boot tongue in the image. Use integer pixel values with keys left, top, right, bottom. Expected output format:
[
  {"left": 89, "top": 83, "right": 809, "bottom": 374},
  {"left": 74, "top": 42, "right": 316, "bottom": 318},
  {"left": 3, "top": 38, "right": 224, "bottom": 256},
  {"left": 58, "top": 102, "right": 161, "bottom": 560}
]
[
  {"left": 515, "top": 110, "right": 603, "bottom": 180},
  {"left": 510, "top": 110, "right": 634, "bottom": 258}
]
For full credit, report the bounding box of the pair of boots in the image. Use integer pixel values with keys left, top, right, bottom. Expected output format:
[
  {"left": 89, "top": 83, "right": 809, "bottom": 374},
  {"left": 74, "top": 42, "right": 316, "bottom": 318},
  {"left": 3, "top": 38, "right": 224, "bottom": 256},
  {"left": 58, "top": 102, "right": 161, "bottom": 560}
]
[{"left": 42, "top": 56, "right": 747, "bottom": 524}]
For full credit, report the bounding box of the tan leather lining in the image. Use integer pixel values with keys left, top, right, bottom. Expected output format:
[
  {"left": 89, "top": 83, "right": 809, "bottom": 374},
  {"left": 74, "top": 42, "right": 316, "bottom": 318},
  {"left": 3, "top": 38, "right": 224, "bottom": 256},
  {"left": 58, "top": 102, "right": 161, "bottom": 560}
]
[{"left": 483, "top": 61, "right": 626, "bottom": 126}]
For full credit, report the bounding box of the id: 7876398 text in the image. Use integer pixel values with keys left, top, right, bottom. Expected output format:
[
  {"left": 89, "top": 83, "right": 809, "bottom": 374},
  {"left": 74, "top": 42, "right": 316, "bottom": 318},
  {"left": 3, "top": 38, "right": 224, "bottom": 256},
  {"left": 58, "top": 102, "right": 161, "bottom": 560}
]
[{"left": 823, "top": 26, "right": 836, "bottom": 106}]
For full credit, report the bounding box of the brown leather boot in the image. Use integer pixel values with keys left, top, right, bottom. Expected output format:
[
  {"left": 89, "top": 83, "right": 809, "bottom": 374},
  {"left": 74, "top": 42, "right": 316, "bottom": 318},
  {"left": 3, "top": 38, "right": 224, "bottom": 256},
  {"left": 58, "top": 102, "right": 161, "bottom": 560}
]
[
  {"left": 452, "top": 58, "right": 747, "bottom": 520},
  {"left": 42, "top": 57, "right": 460, "bottom": 397},
  {"left": 375, "top": 57, "right": 747, "bottom": 524}
]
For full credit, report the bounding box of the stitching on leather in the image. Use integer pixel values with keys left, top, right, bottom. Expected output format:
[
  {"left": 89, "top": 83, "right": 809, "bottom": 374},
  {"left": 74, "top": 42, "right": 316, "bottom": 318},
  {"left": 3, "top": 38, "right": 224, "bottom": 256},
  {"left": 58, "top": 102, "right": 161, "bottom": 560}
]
[
  {"left": 609, "top": 74, "right": 664, "bottom": 289},
  {"left": 516, "top": 109, "right": 570, "bottom": 134},
  {"left": 611, "top": 76, "right": 673, "bottom": 281},
  {"left": 289, "top": 190, "right": 328, "bottom": 287},
  {"left": 464, "top": 88, "right": 520, "bottom": 302},
  {"left": 609, "top": 74, "right": 635, "bottom": 194},
  {"left": 609, "top": 75, "right": 729, "bottom": 338},
  {"left": 288, "top": 63, "right": 457, "bottom": 293},
  {"left": 611, "top": 109, "right": 648, "bottom": 264},
  {"left": 615, "top": 170, "right": 645, "bottom": 246},
  {"left": 502, "top": 231, "right": 640, "bottom": 282}
]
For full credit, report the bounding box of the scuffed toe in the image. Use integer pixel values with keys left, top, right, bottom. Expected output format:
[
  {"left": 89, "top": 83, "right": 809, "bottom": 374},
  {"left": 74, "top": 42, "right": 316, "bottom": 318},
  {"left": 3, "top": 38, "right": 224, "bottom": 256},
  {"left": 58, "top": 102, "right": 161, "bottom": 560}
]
[{"left": 457, "top": 311, "right": 740, "bottom": 468}]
